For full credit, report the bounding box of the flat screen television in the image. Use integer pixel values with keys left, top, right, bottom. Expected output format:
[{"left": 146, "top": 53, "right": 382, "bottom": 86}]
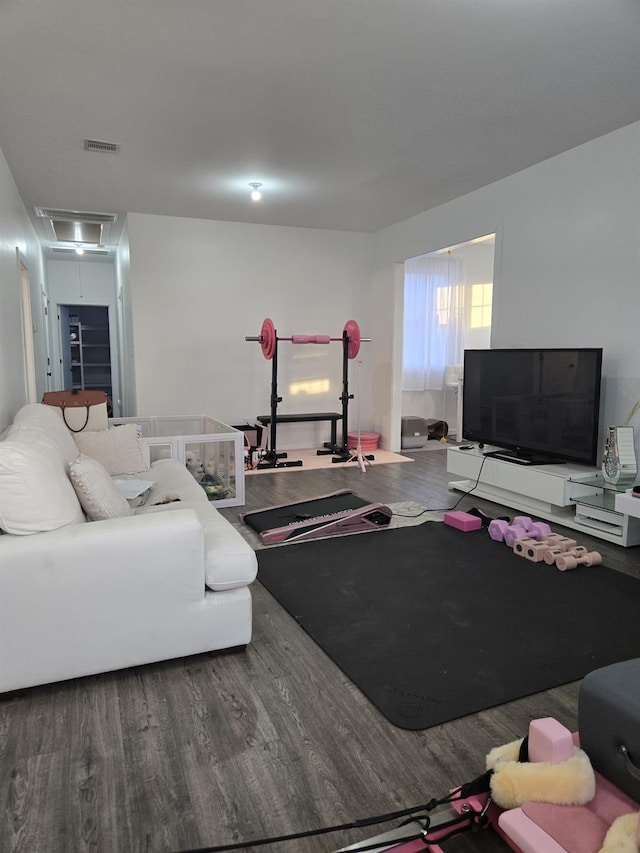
[{"left": 462, "top": 347, "right": 603, "bottom": 466}]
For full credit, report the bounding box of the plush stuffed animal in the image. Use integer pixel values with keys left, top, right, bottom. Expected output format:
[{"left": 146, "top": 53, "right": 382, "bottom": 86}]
[{"left": 185, "top": 450, "right": 204, "bottom": 481}]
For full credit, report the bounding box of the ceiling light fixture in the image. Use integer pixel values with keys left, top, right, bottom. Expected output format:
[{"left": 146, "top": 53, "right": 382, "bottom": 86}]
[{"left": 249, "top": 182, "right": 262, "bottom": 202}]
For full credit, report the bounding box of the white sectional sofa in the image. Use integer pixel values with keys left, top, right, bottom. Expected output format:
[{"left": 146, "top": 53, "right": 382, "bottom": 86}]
[{"left": 0, "top": 404, "right": 258, "bottom": 693}]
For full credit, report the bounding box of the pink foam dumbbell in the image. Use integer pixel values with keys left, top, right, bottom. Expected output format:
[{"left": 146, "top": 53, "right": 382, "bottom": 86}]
[
  {"left": 543, "top": 547, "right": 564, "bottom": 565},
  {"left": 512, "top": 516, "right": 552, "bottom": 540},
  {"left": 488, "top": 519, "right": 510, "bottom": 542},
  {"left": 543, "top": 545, "right": 587, "bottom": 566},
  {"left": 555, "top": 550, "right": 602, "bottom": 571},
  {"left": 542, "top": 533, "right": 578, "bottom": 551},
  {"left": 514, "top": 539, "right": 554, "bottom": 562},
  {"left": 528, "top": 521, "right": 553, "bottom": 539},
  {"left": 504, "top": 524, "right": 528, "bottom": 547}
]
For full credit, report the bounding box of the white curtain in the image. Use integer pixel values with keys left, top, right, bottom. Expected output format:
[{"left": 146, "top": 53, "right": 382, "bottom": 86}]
[{"left": 402, "top": 253, "right": 466, "bottom": 391}]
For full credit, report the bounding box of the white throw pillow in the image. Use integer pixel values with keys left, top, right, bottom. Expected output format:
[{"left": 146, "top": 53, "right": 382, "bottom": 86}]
[
  {"left": 73, "top": 423, "right": 148, "bottom": 476},
  {"left": 14, "top": 403, "right": 81, "bottom": 466},
  {"left": 69, "top": 454, "right": 133, "bottom": 521},
  {"left": 0, "top": 432, "right": 86, "bottom": 535}
]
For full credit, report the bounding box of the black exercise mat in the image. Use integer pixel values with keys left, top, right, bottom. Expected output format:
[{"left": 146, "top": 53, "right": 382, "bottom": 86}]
[{"left": 257, "top": 523, "right": 640, "bottom": 730}]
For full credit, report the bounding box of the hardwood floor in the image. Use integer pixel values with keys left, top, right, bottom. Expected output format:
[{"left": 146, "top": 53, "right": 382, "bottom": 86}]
[{"left": 1, "top": 448, "right": 638, "bottom": 853}]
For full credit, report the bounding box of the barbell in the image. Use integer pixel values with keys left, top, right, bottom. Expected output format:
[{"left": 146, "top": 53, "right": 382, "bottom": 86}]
[{"left": 246, "top": 318, "right": 370, "bottom": 360}]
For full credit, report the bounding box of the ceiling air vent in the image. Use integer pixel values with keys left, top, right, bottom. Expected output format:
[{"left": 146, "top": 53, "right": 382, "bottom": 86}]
[
  {"left": 84, "top": 138, "right": 120, "bottom": 154},
  {"left": 51, "top": 221, "right": 103, "bottom": 243},
  {"left": 34, "top": 207, "right": 118, "bottom": 224},
  {"left": 51, "top": 247, "right": 110, "bottom": 256}
]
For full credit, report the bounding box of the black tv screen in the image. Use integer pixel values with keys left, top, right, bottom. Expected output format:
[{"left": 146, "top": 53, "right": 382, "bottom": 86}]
[{"left": 462, "top": 348, "right": 603, "bottom": 466}]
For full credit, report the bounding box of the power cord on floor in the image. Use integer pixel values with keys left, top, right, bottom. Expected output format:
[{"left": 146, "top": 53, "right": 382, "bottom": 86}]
[
  {"left": 392, "top": 507, "right": 436, "bottom": 519},
  {"left": 394, "top": 452, "right": 491, "bottom": 516}
]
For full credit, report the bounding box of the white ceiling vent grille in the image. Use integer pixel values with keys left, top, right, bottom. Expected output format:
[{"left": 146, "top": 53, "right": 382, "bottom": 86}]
[
  {"left": 51, "top": 247, "right": 110, "bottom": 256},
  {"left": 34, "top": 207, "right": 118, "bottom": 224},
  {"left": 51, "top": 221, "right": 103, "bottom": 243},
  {"left": 84, "top": 138, "right": 120, "bottom": 154}
]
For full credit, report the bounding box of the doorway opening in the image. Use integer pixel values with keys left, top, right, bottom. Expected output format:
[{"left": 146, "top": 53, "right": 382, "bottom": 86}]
[
  {"left": 59, "top": 304, "right": 113, "bottom": 406},
  {"left": 401, "top": 233, "right": 495, "bottom": 441}
]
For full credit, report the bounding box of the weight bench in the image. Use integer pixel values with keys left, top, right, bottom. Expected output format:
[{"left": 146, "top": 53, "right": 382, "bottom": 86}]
[{"left": 256, "top": 412, "right": 343, "bottom": 452}]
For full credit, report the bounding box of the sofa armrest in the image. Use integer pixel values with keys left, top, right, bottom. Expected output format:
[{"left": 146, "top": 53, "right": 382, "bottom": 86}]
[
  {"left": 0, "top": 510, "right": 207, "bottom": 635},
  {"left": 0, "top": 510, "right": 211, "bottom": 692},
  {"left": 0, "top": 509, "right": 205, "bottom": 595}
]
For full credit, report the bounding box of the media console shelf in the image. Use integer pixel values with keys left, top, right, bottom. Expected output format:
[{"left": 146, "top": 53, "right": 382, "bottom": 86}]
[
  {"left": 615, "top": 491, "right": 640, "bottom": 521},
  {"left": 447, "top": 446, "right": 640, "bottom": 547}
]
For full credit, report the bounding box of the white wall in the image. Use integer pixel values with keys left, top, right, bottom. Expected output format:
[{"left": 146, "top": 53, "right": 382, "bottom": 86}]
[
  {"left": 127, "top": 214, "right": 374, "bottom": 448},
  {"left": 0, "top": 147, "right": 45, "bottom": 431},
  {"left": 372, "top": 121, "right": 640, "bottom": 454}
]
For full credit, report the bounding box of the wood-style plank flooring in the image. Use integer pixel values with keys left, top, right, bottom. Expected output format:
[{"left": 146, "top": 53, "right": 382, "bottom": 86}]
[{"left": 1, "top": 447, "right": 638, "bottom": 853}]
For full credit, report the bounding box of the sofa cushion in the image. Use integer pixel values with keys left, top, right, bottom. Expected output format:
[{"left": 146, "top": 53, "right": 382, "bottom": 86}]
[
  {"left": 0, "top": 431, "right": 86, "bottom": 534},
  {"left": 73, "top": 423, "right": 148, "bottom": 476},
  {"left": 13, "top": 403, "right": 81, "bottom": 467},
  {"left": 137, "top": 499, "right": 258, "bottom": 590},
  {"left": 69, "top": 454, "right": 133, "bottom": 521}
]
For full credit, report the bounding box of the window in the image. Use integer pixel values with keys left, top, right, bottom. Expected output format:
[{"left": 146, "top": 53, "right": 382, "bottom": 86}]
[{"left": 469, "top": 282, "right": 493, "bottom": 329}]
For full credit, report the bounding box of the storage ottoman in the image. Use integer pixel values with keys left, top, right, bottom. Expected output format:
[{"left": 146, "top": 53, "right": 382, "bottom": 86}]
[{"left": 578, "top": 657, "right": 640, "bottom": 802}]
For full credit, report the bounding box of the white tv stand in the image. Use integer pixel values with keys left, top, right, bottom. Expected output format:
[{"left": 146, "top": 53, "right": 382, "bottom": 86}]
[{"left": 447, "top": 446, "right": 640, "bottom": 547}]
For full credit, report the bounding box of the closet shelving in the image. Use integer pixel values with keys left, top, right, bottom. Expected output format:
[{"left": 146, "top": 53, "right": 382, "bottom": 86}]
[{"left": 64, "top": 306, "right": 113, "bottom": 401}]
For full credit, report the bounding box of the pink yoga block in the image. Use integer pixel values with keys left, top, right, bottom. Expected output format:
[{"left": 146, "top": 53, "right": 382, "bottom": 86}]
[
  {"left": 528, "top": 717, "right": 574, "bottom": 763},
  {"left": 444, "top": 511, "right": 482, "bottom": 532}
]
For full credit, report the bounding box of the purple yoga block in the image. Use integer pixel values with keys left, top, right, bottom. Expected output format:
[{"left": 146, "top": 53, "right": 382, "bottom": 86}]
[{"left": 444, "top": 511, "right": 482, "bottom": 532}]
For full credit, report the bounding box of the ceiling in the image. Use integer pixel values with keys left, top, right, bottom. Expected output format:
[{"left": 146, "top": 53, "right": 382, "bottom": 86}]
[{"left": 1, "top": 1, "right": 640, "bottom": 256}]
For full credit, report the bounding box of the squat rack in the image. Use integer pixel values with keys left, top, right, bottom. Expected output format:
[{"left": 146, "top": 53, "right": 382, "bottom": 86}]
[{"left": 245, "top": 318, "right": 371, "bottom": 468}]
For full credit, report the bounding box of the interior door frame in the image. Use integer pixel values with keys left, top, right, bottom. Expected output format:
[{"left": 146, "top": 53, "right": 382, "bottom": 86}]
[
  {"left": 51, "top": 300, "right": 121, "bottom": 415},
  {"left": 17, "top": 249, "right": 37, "bottom": 403}
]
